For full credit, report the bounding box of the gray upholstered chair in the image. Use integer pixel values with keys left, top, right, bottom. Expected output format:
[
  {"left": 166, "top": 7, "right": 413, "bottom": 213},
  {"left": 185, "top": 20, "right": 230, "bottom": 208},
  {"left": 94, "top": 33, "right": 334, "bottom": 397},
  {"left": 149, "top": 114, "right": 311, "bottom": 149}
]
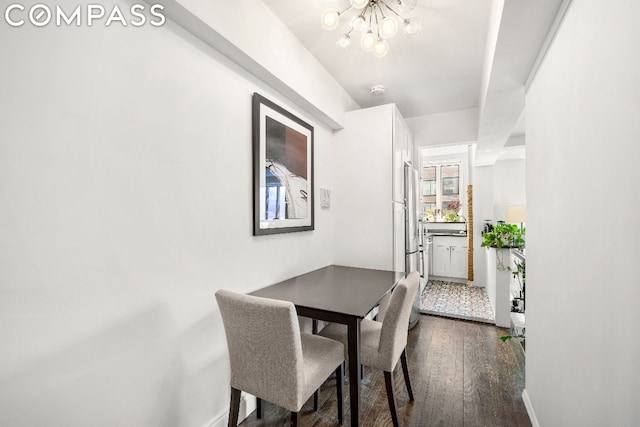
[
  {"left": 318, "top": 271, "right": 420, "bottom": 427},
  {"left": 215, "top": 289, "right": 345, "bottom": 427}
]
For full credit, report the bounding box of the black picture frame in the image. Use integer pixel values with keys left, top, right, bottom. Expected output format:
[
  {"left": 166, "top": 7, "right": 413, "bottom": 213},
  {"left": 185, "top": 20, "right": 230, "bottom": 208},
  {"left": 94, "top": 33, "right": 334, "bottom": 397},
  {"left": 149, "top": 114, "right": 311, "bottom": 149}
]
[{"left": 252, "top": 93, "right": 314, "bottom": 235}]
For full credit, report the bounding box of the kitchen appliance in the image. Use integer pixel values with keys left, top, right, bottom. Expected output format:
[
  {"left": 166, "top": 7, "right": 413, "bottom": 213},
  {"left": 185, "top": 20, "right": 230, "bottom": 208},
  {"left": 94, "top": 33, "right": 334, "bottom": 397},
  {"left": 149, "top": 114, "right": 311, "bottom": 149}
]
[
  {"left": 404, "top": 162, "right": 420, "bottom": 275},
  {"left": 403, "top": 162, "right": 422, "bottom": 329}
]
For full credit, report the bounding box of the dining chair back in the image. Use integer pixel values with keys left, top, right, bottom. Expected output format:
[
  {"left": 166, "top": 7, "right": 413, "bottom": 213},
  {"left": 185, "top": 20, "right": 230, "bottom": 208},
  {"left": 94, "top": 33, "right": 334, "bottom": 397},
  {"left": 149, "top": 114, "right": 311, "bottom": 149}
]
[
  {"left": 318, "top": 271, "right": 420, "bottom": 427},
  {"left": 215, "top": 289, "right": 345, "bottom": 426},
  {"left": 378, "top": 271, "right": 420, "bottom": 372}
]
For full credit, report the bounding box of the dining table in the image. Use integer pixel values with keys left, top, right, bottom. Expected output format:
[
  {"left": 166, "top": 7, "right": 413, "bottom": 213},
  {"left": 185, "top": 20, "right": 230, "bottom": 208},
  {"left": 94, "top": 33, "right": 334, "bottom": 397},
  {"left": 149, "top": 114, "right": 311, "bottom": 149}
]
[{"left": 250, "top": 264, "right": 404, "bottom": 427}]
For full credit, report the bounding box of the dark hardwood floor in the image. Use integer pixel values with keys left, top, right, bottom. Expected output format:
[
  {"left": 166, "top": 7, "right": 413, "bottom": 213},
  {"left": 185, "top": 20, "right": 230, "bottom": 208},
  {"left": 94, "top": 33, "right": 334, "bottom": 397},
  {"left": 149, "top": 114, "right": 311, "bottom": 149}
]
[{"left": 238, "top": 314, "right": 530, "bottom": 427}]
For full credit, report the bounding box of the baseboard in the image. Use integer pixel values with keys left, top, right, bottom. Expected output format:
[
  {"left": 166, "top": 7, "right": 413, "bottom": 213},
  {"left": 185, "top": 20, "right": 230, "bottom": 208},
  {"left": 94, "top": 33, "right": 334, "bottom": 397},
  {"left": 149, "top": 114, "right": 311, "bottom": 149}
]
[
  {"left": 522, "top": 389, "right": 540, "bottom": 427},
  {"left": 207, "top": 412, "right": 227, "bottom": 427},
  {"left": 240, "top": 393, "right": 257, "bottom": 422},
  {"left": 206, "top": 393, "right": 257, "bottom": 427}
]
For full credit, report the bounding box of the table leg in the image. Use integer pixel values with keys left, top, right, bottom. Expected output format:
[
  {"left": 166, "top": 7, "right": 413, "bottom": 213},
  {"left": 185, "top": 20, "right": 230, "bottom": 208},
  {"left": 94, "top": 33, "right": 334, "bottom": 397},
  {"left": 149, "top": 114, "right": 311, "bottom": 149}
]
[{"left": 347, "top": 317, "right": 361, "bottom": 427}]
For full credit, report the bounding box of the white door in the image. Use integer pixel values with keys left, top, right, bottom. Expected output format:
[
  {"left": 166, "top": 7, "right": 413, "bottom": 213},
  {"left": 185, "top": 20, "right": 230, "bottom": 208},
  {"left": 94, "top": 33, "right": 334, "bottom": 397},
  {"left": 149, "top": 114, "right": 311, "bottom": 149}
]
[
  {"left": 433, "top": 244, "right": 449, "bottom": 277},
  {"left": 450, "top": 245, "right": 468, "bottom": 279}
]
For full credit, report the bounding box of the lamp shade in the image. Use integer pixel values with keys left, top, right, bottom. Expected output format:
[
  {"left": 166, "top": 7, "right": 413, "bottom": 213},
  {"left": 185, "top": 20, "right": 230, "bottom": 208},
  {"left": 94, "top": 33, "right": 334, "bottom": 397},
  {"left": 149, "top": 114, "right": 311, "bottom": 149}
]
[
  {"left": 373, "top": 38, "right": 389, "bottom": 57},
  {"left": 360, "top": 31, "right": 376, "bottom": 52},
  {"left": 403, "top": 17, "right": 422, "bottom": 36},
  {"left": 380, "top": 16, "right": 398, "bottom": 38},
  {"left": 321, "top": 9, "right": 340, "bottom": 29},
  {"left": 506, "top": 205, "right": 526, "bottom": 224}
]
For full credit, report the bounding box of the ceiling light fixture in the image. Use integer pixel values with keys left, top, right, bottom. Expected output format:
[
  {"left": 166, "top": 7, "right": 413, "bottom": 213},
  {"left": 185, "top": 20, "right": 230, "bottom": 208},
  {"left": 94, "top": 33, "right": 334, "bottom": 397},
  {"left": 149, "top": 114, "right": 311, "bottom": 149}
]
[
  {"left": 321, "top": 0, "right": 422, "bottom": 56},
  {"left": 371, "top": 85, "right": 386, "bottom": 95}
]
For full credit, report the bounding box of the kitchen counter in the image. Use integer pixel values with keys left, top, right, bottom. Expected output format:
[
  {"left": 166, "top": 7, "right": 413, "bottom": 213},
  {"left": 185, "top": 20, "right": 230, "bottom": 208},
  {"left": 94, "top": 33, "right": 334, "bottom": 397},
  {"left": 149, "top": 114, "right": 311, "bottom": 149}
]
[{"left": 427, "top": 231, "right": 467, "bottom": 237}]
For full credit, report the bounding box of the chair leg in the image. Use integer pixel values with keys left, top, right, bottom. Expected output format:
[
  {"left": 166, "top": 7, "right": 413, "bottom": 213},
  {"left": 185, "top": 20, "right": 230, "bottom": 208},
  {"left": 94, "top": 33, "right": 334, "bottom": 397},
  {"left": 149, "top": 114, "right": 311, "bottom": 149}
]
[
  {"left": 400, "top": 349, "right": 414, "bottom": 401},
  {"left": 228, "top": 387, "right": 241, "bottom": 427},
  {"left": 312, "top": 320, "right": 320, "bottom": 413},
  {"left": 384, "top": 371, "right": 400, "bottom": 427},
  {"left": 336, "top": 364, "right": 344, "bottom": 425},
  {"left": 256, "top": 397, "right": 263, "bottom": 419},
  {"left": 290, "top": 411, "right": 300, "bottom": 427}
]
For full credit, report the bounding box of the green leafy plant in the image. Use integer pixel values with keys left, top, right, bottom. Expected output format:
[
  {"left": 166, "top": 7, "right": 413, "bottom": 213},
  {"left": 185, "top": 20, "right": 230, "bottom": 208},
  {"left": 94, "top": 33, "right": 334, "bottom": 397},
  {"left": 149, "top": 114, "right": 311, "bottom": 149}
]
[
  {"left": 481, "top": 223, "right": 525, "bottom": 249},
  {"left": 445, "top": 212, "right": 459, "bottom": 222},
  {"left": 509, "top": 259, "right": 526, "bottom": 278},
  {"left": 508, "top": 259, "right": 526, "bottom": 312}
]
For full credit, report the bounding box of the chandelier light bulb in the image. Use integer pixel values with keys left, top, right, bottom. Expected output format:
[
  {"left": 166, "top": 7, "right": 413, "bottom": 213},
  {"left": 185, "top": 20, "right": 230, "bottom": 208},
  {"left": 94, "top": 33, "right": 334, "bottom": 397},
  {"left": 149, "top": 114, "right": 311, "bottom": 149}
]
[
  {"left": 379, "top": 16, "right": 398, "bottom": 39},
  {"left": 350, "top": 0, "right": 369, "bottom": 9},
  {"left": 373, "top": 38, "right": 389, "bottom": 57},
  {"left": 396, "top": 0, "right": 417, "bottom": 13},
  {"left": 403, "top": 17, "right": 422, "bottom": 36},
  {"left": 352, "top": 15, "right": 369, "bottom": 33},
  {"left": 321, "top": 9, "right": 340, "bottom": 30},
  {"left": 360, "top": 31, "right": 377, "bottom": 52},
  {"left": 336, "top": 34, "right": 352, "bottom": 49}
]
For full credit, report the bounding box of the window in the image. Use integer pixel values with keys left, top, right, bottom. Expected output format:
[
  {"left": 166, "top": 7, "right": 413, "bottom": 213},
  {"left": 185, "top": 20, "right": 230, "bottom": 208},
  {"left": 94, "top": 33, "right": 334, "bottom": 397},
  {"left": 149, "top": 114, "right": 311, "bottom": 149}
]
[
  {"left": 421, "top": 166, "right": 436, "bottom": 213},
  {"left": 421, "top": 162, "right": 463, "bottom": 216},
  {"left": 441, "top": 164, "right": 459, "bottom": 195},
  {"left": 441, "top": 164, "right": 460, "bottom": 213}
]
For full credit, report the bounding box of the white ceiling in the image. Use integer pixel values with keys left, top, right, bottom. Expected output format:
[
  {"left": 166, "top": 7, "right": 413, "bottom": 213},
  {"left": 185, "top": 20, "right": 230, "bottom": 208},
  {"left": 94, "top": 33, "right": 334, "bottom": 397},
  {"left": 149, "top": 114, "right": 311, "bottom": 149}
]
[
  {"left": 263, "top": 0, "right": 493, "bottom": 118},
  {"left": 263, "top": 0, "right": 565, "bottom": 158}
]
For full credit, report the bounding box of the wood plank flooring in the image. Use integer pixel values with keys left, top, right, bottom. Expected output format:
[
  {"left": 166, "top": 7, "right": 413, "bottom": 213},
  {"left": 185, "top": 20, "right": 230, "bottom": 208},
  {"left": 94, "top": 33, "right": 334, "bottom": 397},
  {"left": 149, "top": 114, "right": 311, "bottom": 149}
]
[{"left": 238, "top": 314, "right": 530, "bottom": 427}]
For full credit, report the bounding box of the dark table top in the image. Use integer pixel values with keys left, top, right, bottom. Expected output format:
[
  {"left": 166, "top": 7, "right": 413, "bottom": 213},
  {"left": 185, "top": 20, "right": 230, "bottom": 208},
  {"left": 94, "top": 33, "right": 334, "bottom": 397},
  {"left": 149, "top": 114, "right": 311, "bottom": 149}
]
[{"left": 250, "top": 265, "right": 404, "bottom": 319}]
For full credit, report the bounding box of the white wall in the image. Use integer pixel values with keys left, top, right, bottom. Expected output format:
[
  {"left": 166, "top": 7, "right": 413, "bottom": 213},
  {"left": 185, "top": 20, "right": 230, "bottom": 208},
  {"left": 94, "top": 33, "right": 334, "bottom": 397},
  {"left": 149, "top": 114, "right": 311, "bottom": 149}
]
[
  {"left": 472, "top": 165, "right": 494, "bottom": 286},
  {"left": 525, "top": 0, "right": 640, "bottom": 425},
  {"left": 492, "top": 158, "right": 525, "bottom": 221},
  {"left": 0, "top": 3, "right": 340, "bottom": 426},
  {"left": 167, "top": 0, "right": 359, "bottom": 129}
]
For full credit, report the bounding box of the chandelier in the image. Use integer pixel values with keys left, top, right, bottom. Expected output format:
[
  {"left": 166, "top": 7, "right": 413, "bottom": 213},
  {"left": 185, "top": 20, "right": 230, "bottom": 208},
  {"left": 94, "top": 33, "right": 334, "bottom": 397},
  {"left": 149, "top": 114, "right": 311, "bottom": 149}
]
[{"left": 321, "top": 0, "right": 422, "bottom": 58}]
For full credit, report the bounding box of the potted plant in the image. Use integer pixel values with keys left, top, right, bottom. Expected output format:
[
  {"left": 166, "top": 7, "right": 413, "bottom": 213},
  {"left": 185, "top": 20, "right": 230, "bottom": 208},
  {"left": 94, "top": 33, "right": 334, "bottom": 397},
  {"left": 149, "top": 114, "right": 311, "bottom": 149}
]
[
  {"left": 481, "top": 223, "right": 525, "bottom": 249},
  {"left": 483, "top": 223, "right": 526, "bottom": 327},
  {"left": 444, "top": 199, "right": 461, "bottom": 222},
  {"left": 445, "top": 212, "right": 459, "bottom": 222},
  {"left": 425, "top": 209, "right": 435, "bottom": 222}
]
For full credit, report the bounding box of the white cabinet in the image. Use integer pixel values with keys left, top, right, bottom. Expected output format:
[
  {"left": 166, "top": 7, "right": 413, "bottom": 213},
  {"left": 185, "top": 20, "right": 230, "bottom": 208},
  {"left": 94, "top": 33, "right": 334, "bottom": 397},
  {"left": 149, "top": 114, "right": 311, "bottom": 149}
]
[
  {"left": 392, "top": 105, "right": 411, "bottom": 203},
  {"left": 432, "top": 244, "right": 450, "bottom": 276},
  {"left": 333, "top": 104, "right": 412, "bottom": 272},
  {"left": 431, "top": 236, "right": 468, "bottom": 280},
  {"left": 450, "top": 245, "right": 468, "bottom": 278}
]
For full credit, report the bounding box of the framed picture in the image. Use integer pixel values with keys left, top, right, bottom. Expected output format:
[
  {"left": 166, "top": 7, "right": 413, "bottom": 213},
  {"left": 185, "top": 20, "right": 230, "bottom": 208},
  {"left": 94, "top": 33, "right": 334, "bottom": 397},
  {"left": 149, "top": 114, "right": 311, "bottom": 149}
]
[{"left": 252, "top": 93, "right": 314, "bottom": 235}]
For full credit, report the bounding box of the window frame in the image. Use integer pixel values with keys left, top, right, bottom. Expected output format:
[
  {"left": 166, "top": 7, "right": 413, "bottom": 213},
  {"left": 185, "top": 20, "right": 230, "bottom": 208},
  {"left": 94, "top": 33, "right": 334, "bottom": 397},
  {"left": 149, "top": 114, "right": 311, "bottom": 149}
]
[{"left": 420, "top": 162, "right": 463, "bottom": 217}]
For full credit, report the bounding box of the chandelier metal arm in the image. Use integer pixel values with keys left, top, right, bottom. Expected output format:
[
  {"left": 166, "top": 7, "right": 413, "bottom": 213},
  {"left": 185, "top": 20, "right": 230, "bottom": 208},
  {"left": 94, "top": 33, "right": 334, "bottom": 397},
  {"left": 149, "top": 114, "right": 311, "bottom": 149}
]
[
  {"left": 380, "top": 1, "right": 402, "bottom": 18},
  {"left": 373, "top": 7, "right": 381, "bottom": 38},
  {"left": 376, "top": 2, "right": 387, "bottom": 19}
]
